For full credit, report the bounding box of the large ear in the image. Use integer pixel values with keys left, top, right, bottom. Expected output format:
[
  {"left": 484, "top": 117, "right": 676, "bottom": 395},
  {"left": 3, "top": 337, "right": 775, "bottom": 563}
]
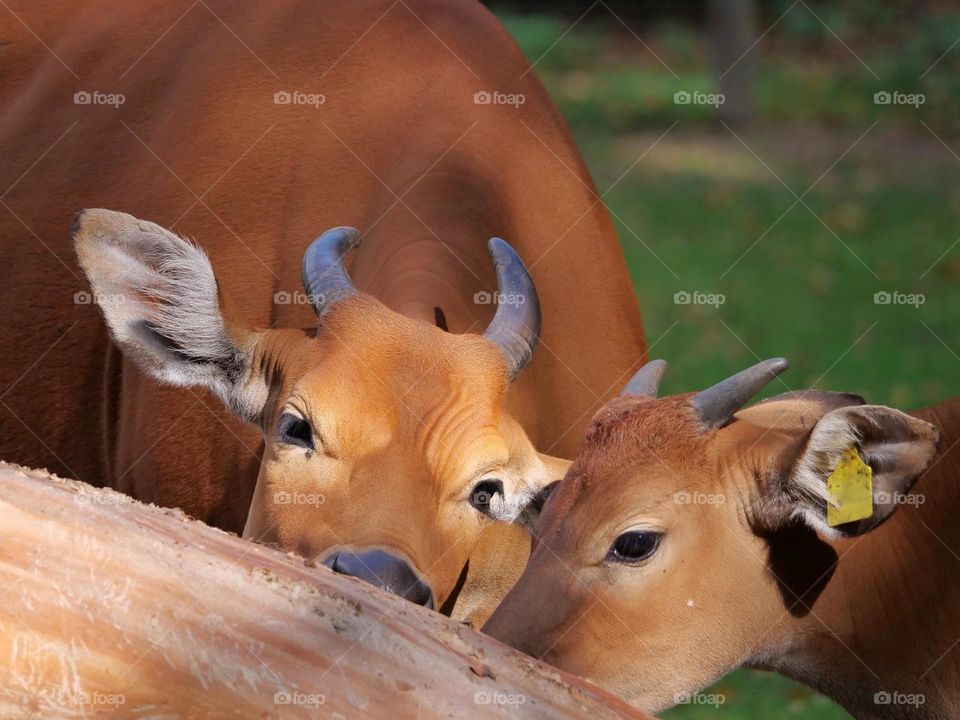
[
  {"left": 770, "top": 403, "right": 940, "bottom": 537},
  {"left": 73, "top": 209, "right": 267, "bottom": 422}
]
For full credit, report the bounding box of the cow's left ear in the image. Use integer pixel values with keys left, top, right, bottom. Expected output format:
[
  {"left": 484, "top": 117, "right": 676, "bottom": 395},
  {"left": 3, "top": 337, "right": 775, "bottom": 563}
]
[
  {"left": 767, "top": 405, "right": 940, "bottom": 537},
  {"left": 73, "top": 209, "right": 267, "bottom": 422}
]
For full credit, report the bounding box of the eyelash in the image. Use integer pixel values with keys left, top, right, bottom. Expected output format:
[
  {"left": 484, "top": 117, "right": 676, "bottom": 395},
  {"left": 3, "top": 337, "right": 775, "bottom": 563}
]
[{"left": 277, "top": 412, "right": 314, "bottom": 450}]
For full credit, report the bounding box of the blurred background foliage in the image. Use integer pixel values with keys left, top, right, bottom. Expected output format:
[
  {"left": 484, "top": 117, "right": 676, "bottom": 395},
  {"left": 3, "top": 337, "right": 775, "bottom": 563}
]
[
  {"left": 495, "top": 0, "right": 960, "bottom": 131},
  {"left": 487, "top": 1, "right": 960, "bottom": 718}
]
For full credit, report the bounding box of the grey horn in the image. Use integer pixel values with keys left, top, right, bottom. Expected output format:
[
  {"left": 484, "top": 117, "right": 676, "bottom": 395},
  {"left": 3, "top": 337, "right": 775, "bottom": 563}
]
[
  {"left": 621, "top": 359, "right": 668, "bottom": 398},
  {"left": 301, "top": 226, "right": 362, "bottom": 317},
  {"left": 693, "top": 357, "right": 789, "bottom": 429},
  {"left": 483, "top": 237, "right": 541, "bottom": 381}
]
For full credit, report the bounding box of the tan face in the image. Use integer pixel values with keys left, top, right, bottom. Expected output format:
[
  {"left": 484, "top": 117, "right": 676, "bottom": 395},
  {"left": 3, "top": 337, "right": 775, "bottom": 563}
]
[
  {"left": 242, "top": 296, "right": 553, "bottom": 606},
  {"left": 486, "top": 397, "right": 768, "bottom": 709},
  {"left": 485, "top": 386, "right": 939, "bottom": 712},
  {"left": 73, "top": 209, "right": 560, "bottom": 612}
]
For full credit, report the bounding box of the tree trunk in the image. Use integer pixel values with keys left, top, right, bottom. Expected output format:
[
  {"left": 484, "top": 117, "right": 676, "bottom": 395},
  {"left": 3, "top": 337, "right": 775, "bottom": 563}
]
[
  {"left": 708, "top": 0, "right": 758, "bottom": 126},
  {"left": 0, "top": 463, "right": 652, "bottom": 719}
]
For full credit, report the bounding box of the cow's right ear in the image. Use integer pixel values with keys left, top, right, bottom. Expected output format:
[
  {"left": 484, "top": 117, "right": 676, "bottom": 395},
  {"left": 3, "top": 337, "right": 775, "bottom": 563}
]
[
  {"left": 763, "top": 403, "right": 940, "bottom": 538},
  {"left": 73, "top": 209, "right": 267, "bottom": 422}
]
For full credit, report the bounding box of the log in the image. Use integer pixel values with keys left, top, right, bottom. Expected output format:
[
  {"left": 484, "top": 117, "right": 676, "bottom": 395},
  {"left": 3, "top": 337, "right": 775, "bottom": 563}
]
[{"left": 0, "top": 463, "right": 652, "bottom": 719}]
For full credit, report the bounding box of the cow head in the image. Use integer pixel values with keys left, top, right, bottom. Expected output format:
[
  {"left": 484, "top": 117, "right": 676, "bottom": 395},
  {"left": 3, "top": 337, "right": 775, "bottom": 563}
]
[
  {"left": 484, "top": 358, "right": 940, "bottom": 711},
  {"left": 73, "top": 209, "right": 564, "bottom": 610}
]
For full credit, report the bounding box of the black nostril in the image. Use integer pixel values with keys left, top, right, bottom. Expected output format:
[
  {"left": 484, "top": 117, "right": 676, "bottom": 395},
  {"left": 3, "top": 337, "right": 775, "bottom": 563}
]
[
  {"left": 409, "top": 579, "right": 434, "bottom": 609},
  {"left": 321, "top": 549, "right": 434, "bottom": 608}
]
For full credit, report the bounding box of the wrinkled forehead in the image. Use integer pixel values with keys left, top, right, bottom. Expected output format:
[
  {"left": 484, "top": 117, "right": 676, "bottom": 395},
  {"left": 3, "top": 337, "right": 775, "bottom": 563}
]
[
  {"left": 285, "top": 301, "right": 511, "bottom": 466},
  {"left": 539, "top": 396, "right": 708, "bottom": 533},
  {"left": 313, "top": 296, "right": 508, "bottom": 397}
]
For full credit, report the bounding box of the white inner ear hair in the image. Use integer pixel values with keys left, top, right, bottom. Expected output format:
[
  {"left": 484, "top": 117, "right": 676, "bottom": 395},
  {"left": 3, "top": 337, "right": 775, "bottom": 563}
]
[
  {"left": 87, "top": 225, "right": 265, "bottom": 422},
  {"left": 791, "top": 411, "right": 864, "bottom": 512}
]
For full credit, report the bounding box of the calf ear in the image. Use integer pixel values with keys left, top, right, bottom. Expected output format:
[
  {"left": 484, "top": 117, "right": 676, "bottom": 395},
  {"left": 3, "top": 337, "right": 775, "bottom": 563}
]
[
  {"left": 73, "top": 209, "right": 267, "bottom": 422},
  {"left": 771, "top": 405, "right": 940, "bottom": 537}
]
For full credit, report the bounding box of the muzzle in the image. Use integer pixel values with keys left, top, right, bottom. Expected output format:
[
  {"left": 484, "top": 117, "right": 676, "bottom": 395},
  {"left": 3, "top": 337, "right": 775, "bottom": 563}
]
[{"left": 322, "top": 549, "right": 434, "bottom": 609}]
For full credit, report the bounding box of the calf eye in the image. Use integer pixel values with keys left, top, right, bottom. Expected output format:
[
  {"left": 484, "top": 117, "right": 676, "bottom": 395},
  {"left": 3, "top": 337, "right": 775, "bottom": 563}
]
[
  {"left": 469, "top": 479, "right": 504, "bottom": 515},
  {"left": 277, "top": 412, "right": 314, "bottom": 450},
  {"left": 607, "top": 531, "right": 661, "bottom": 564}
]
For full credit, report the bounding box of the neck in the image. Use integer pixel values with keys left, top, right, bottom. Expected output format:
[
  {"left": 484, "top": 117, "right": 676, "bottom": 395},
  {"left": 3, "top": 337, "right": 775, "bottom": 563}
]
[{"left": 749, "top": 401, "right": 960, "bottom": 718}]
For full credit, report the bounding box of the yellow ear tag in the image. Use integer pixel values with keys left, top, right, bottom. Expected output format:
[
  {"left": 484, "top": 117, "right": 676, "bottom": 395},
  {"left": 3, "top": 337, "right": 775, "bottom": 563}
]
[{"left": 826, "top": 447, "right": 873, "bottom": 527}]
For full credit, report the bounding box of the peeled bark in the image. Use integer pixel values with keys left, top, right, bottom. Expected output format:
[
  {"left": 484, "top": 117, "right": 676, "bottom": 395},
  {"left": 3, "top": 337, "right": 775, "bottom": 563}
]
[{"left": 0, "top": 463, "right": 652, "bottom": 719}]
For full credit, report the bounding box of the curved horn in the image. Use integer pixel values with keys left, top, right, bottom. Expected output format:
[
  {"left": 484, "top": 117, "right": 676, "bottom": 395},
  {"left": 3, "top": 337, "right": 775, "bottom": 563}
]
[
  {"left": 483, "top": 237, "right": 541, "bottom": 381},
  {"left": 301, "top": 226, "right": 361, "bottom": 317},
  {"left": 693, "top": 357, "right": 789, "bottom": 429},
  {"left": 621, "top": 359, "right": 668, "bottom": 398}
]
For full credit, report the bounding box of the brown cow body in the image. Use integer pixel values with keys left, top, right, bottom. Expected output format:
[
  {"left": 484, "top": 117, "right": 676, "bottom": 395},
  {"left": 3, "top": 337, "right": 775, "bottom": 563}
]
[
  {"left": 0, "top": 0, "right": 644, "bottom": 621},
  {"left": 0, "top": 0, "right": 643, "bottom": 521}
]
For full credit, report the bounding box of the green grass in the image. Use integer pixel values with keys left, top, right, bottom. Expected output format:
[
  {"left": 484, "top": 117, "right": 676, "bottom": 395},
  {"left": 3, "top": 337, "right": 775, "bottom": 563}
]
[
  {"left": 607, "top": 160, "right": 959, "bottom": 408},
  {"left": 497, "top": 8, "right": 960, "bottom": 719},
  {"left": 661, "top": 670, "right": 851, "bottom": 720}
]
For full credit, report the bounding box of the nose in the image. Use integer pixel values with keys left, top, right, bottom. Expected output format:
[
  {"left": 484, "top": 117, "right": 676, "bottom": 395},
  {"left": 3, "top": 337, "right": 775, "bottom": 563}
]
[{"left": 323, "top": 549, "right": 434, "bottom": 609}]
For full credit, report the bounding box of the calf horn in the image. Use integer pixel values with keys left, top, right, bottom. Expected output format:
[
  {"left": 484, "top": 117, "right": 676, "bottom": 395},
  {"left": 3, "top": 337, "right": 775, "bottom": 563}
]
[
  {"left": 693, "top": 357, "right": 789, "bottom": 429},
  {"left": 301, "top": 226, "right": 361, "bottom": 317},
  {"left": 621, "top": 359, "right": 668, "bottom": 398},
  {"left": 484, "top": 238, "right": 541, "bottom": 381}
]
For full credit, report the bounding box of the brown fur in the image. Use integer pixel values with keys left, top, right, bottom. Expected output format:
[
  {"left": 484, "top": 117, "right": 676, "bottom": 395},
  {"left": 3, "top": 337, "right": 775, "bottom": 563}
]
[
  {"left": 487, "top": 390, "right": 960, "bottom": 718},
  {"left": 0, "top": 0, "right": 646, "bottom": 623}
]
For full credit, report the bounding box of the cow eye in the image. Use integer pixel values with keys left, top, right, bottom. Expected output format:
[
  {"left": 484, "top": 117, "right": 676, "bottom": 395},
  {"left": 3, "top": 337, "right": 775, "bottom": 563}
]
[
  {"left": 469, "top": 478, "right": 504, "bottom": 515},
  {"left": 277, "top": 412, "right": 314, "bottom": 450},
  {"left": 607, "top": 531, "right": 661, "bottom": 564}
]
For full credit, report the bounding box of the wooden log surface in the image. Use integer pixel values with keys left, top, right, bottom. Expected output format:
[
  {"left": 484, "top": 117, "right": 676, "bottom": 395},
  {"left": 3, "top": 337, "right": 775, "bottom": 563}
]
[{"left": 0, "top": 462, "right": 653, "bottom": 719}]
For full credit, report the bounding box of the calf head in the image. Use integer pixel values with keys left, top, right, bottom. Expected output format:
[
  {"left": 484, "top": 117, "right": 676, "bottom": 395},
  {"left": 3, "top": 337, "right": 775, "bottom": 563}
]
[
  {"left": 484, "top": 358, "right": 939, "bottom": 711},
  {"left": 73, "top": 209, "right": 564, "bottom": 610}
]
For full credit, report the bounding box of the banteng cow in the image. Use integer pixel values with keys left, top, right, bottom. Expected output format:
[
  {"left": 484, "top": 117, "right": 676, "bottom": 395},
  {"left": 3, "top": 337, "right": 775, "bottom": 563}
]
[
  {"left": 486, "top": 359, "right": 960, "bottom": 718},
  {"left": 0, "top": 0, "right": 645, "bottom": 623}
]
